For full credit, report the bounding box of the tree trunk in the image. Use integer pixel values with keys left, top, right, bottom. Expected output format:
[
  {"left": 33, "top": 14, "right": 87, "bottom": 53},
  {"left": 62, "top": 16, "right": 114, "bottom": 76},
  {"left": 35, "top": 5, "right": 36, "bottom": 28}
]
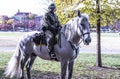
[
  {"left": 106, "top": 14, "right": 109, "bottom": 29},
  {"left": 96, "top": 0, "right": 102, "bottom": 67}
]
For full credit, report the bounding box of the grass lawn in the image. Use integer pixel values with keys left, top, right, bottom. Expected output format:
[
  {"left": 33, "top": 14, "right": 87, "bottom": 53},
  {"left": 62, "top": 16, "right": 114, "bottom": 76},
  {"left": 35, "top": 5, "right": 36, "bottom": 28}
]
[{"left": 0, "top": 52, "right": 120, "bottom": 79}]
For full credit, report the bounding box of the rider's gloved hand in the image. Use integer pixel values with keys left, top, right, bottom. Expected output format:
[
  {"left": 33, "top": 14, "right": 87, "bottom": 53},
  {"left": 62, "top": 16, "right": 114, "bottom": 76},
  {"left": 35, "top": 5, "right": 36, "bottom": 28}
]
[
  {"left": 42, "top": 27, "right": 47, "bottom": 31},
  {"left": 58, "top": 26, "right": 62, "bottom": 31}
]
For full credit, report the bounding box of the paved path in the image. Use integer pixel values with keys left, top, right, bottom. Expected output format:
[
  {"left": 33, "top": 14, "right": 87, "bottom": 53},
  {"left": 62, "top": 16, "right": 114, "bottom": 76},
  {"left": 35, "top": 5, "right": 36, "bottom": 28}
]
[{"left": 0, "top": 32, "right": 120, "bottom": 54}]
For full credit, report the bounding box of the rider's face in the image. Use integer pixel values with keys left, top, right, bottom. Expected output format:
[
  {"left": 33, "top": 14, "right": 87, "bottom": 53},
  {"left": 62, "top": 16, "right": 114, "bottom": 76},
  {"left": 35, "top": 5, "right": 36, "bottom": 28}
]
[
  {"left": 53, "top": 8, "right": 56, "bottom": 12},
  {"left": 50, "top": 7, "right": 56, "bottom": 13}
]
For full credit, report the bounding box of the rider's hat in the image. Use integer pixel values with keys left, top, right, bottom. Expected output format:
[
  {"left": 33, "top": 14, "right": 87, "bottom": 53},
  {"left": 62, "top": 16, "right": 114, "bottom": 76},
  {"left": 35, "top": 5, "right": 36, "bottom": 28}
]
[{"left": 48, "top": 3, "right": 56, "bottom": 9}]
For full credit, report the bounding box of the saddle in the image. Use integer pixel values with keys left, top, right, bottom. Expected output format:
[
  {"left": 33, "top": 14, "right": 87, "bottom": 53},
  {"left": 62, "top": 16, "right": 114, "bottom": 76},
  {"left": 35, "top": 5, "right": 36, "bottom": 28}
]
[
  {"left": 33, "top": 32, "right": 47, "bottom": 46},
  {"left": 33, "top": 32, "right": 60, "bottom": 46},
  {"left": 33, "top": 32, "right": 61, "bottom": 61}
]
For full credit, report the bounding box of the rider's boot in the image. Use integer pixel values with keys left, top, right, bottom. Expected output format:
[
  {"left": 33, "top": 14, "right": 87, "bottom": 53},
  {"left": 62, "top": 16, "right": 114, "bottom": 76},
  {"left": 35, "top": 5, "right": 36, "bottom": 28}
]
[
  {"left": 49, "top": 46, "right": 56, "bottom": 58},
  {"left": 48, "top": 35, "right": 58, "bottom": 60}
]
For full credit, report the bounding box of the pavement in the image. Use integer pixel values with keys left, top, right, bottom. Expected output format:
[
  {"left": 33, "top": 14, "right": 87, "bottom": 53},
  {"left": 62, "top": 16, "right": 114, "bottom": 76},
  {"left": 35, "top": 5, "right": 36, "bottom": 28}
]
[{"left": 0, "top": 32, "right": 120, "bottom": 54}]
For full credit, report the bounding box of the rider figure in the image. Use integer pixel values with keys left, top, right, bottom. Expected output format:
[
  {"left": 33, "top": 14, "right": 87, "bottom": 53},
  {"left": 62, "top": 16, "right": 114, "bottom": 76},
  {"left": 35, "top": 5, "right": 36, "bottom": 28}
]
[{"left": 42, "top": 3, "right": 62, "bottom": 58}]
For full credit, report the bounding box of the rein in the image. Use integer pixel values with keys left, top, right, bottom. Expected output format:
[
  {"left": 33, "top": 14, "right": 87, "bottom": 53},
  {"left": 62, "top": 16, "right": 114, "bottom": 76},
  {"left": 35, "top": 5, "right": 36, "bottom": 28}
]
[
  {"left": 69, "top": 41, "right": 79, "bottom": 59},
  {"left": 82, "top": 32, "right": 90, "bottom": 36}
]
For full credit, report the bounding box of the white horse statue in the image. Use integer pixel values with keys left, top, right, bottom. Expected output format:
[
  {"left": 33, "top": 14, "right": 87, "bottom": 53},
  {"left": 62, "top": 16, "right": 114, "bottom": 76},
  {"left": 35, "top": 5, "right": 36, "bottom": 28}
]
[{"left": 4, "top": 10, "right": 91, "bottom": 79}]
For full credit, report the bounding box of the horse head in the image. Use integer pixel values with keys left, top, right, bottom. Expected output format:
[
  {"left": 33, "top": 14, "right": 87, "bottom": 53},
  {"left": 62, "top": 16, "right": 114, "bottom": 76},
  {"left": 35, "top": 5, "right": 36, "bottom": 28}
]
[{"left": 77, "top": 10, "right": 91, "bottom": 45}]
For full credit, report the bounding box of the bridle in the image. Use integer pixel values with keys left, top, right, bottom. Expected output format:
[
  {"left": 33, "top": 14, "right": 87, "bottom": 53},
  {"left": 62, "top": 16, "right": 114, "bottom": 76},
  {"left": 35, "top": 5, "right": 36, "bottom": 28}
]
[
  {"left": 78, "top": 19, "right": 90, "bottom": 38},
  {"left": 81, "top": 31, "right": 90, "bottom": 38},
  {"left": 76, "top": 18, "right": 90, "bottom": 46}
]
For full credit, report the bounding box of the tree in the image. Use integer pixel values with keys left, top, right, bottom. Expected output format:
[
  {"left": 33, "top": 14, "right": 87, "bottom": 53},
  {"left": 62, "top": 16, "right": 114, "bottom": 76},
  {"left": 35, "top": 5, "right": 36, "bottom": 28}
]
[
  {"left": 96, "top": 0, "right": 102, "bottom": 67},
  {"left": 53, "top": 0, "right": 120, "bottom": 27}
]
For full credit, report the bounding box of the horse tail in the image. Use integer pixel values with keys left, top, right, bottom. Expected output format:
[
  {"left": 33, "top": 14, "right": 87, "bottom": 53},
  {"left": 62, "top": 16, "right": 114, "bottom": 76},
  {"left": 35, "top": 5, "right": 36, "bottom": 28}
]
[{"left": 4, "top": 45, "right": 22, "bottom": 78}]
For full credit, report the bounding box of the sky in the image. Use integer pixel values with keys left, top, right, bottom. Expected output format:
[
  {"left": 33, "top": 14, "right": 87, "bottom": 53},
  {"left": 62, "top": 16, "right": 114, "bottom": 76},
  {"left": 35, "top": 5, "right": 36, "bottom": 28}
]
[{"left": 0, "top": 0, "right": 52, "bottom": 17}]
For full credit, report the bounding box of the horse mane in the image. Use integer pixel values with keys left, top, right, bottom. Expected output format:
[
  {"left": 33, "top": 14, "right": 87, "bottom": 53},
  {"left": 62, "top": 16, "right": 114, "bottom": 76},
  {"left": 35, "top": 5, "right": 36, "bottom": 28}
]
[
  {"left": 81, "top": 13, "right": 89, "bottom": 20},
  {"left": 61, "top": 13, "right": 89, "bottom": 41},
  {"left": 63, "top": 13, "right": 89, "bottom": 28},
  {"left": 61, "top": 16, "right": 80, "bottom": 41}
]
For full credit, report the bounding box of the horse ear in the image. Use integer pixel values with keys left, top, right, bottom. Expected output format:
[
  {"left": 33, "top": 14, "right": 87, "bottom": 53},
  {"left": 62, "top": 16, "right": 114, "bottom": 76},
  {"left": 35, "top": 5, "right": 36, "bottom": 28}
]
[{"left": 77, "top": 10, "right": 81, "bottom": 17}]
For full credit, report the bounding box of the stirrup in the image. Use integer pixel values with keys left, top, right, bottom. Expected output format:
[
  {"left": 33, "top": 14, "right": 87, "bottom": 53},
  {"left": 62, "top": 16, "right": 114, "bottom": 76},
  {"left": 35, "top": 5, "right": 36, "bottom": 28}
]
[
  {"left": 49, "top": 52, "right": 58, "bottom": 61},
  {"left": 50, "top": 53, "right": 56, "bottom": 58}
]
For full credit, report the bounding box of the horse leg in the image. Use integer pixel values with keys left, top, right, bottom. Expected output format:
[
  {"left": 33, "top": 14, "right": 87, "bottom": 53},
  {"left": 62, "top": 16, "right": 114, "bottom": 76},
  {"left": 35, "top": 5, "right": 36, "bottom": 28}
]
[
  {"left": 68, "top": 61, "right": 74, "bottom": 79},
  {"left": 26, "top": 53, "right": 36, "bottom": 79},
  {"left": 20, "top": 55, "right": 29, "bottom": 79},
  {"left": 60, "top": 60, "right": 68, "bottom": 79}
]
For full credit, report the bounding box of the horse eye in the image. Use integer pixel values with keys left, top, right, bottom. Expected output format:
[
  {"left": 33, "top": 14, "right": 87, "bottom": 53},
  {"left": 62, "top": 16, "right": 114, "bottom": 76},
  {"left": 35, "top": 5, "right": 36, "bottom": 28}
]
[
  {"left": 81, "top": 23, "right": 83, "bottom": 26},
  {"left": 81, "top": 23, "right": 85, "bottom": 27},
  {"left": 81, "top": 24, "right": 86, "bottom": 29}
]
